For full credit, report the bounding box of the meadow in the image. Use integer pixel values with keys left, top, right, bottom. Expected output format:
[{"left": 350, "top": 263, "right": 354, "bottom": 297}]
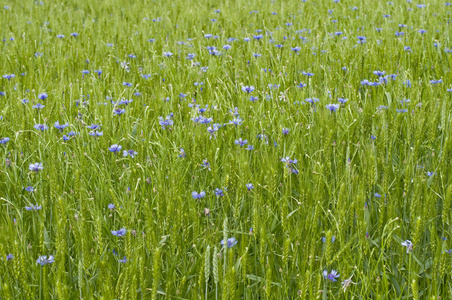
[{"left": 0, "top": 0, "right": 452, "bottom": 299}]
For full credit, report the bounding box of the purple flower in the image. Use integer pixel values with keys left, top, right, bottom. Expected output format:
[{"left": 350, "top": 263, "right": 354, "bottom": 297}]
[
  {"left": 32, "top": 103, "right": 45, "bottom": 109},
  {"left": 111, "top": 228, "right": 127, "bottom": 236},
  {"left": 113, "top": 108, "right": 126, "bottom": 115},
  {"left": 54, "top": 121, "right": 69, "bottom": 131},
  {"left": 26, "top": 204, "right": 42, "bottom": 211},
  {"left": 38, "top": 93, "right": 48, "bottom": 100},
  {"left": 86, "top": 124, "right": 101, "bottom": 130},
  {"left": 108, "top": 144, "right": 122, "bottom": 153},
  {"left": 159, "top": 116, "right": 174, "bottom": 129},
  {"left": 25, "top": 186, "right": 34, "bottom": 192},
  {"left": 192, "top": 191, "right": 206, "bottom": 199},
  {"left": 34, "top": 124, "right": 48, "bottom": 131},
  {"left": 108, "top": 203, "right": 115, "bottom": 210},
  {"left": 214, "top": 188, "right": 224, "bottom": 197},
  {"left": 37, "top": 255, "right": 54, "bottom": 266},
  {"left": 0, "top": 137, "right": 10, "bottom": 144},
  {"left": 242, "top": 85, "right": 255, "bottom": 93},
  {"left": 123, "top": 150, "right": 137, "bottom": 158},
  {"left": 323, "top": 269, "right": 340, "bottom": 282},
  {"left": 246, "top": 183, "right": 254, "bottom": 191},
  {"left": 221, "top": 237, "right": 238, "bottom": 248},
  {"left": 29, "top": 163, "right": 43, "bottom": 172},
  {"left": 235, "top": 138, "right": 248, "bottom": 147},
  {"left": 401, "top": 240, "right": 413, "bottom": 253},
  {"left": 119, "top": 256, "right": 127, "bottom": 263},
  {"left": 163, "top": 52, "right": 173, "bottom": 57},
  {"left": 6, "top": 254, "right": 13, "bottom": 261},
  {"left": 326, "top": 104, "right": 340, "bottom": 112}
]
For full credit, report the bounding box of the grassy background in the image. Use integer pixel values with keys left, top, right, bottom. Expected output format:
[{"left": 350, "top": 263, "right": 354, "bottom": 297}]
[{"left": 0, "top": 0, "right": 452, "bottom": 299}]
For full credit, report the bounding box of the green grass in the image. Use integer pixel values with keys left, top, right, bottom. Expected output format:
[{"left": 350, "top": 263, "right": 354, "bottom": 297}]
[{"left": 0, "top": 0, "right": 452, "bottom": 299}]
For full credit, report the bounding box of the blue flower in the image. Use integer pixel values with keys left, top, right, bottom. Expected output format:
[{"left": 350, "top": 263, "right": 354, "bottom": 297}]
[
  {"left": 2, "top": 74, "right": 15, "bottom": 80},
  {"left": 323, "top": 269, "right": 340, "bottom": 282},
  {"left": 159, "top": 116, "right": 174, "bottom": 129},
  {"left": 0, "top": 137, "right": 10, "bottom": 144},
  {"left": 163, "top": 52, "right": 173, "bottom": 57},
  {"left": 123, "top": 150, "right": 137, "bottom": 158},
  {"left": 246, "top": 183, "right": 254, "bottom": 191},
  {"left": 38, "top": 93, "right": 48, "bottom": 100},
  {"left": 26, "top": 204, "right": 42, "bottom": 211},
  {"left": 108, "top": 144, "right": 122, "bottom": 153},
  {"left": 214, "top": 188, "right": 225, "bottom": 197},
  {"left": 113, "top": 108, "right": 126, "bottom": 115},
  {"left": 282, "top": 128, "right": 290, "bottom": 135},
  {"left": 374, "top": 193, "right": 381, "bottom": 198},
  {"left": 6, "top": 254, "right": 13, "bottom": 261},
  {"left": 25, "top": 186, "right": 34, "bottom": 192},
  {"left": 32, "top": 103, "right": 45, "bottom": 109},
  {"left": 242, "top": 86, "right": 255, "bottom": 93},
  {"left": 29, "top": 163, "right": 43, "bottom": 172},
  {"left": 119, "top": 256, "right": 127, "bottom": 263},
  {"left": 338, "top": 98, "right": 348, "bottom": 104},
  {"left": 108, "top": 203, "right": 115, "bottom": 210},
  {"left": 221, "top": 237, "right": 238, "bottom": 248},
  {"left": 235, "top": 138, "right": 248, "bottom": 147},
  {"left": 371, "top": 135, "right": 376, "bottom": 140},
  {"left": 192, "top": 191, "right": 206, "bottom": 199},
  {"left": 326, "top": 104, "right": 340, "bottom": 112},
  {"left": 111, "top": 228, "right": 127, "bottom": 236},
  {"left": 54, "top": 121, "right": 69, "bottom": 131},
  {"left": 37, "top": 255, "right": 54, "bottom": 266},
  {"left": 122, "top": 82, "right": 133, "bottom": 87},
  {"left": 401, "top": 240, "right": 413, "bottom": 253}
]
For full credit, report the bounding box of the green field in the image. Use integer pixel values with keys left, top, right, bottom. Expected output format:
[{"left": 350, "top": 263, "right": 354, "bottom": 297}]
[{"left": 1, "top": 0, "right": 452, "bottom": 299}]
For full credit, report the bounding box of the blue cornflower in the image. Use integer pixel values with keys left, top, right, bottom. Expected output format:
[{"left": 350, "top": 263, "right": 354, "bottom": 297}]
[
  {"left": 29, "top": 163, "right": 43, "bottom": 172},
  {"left": 229, "top": 117, "right": 242, "bottom": 126},
  {"left": 291, "top": 46, "right": 301, "bottom": 53},
  {"left": 357, "top": 36, "right": 366, "bottom": 43},
  {"left": 95, "top": 69, "right": 102, "bottom": 76},
  {"left": 214, "top": 188, "right": 225, "bottom": 197},
  {"left": 302, "top": 71, "right": 314, "bottom": 77},
  {"left": 396, "top": 109, "right": 408, "bottom": 113},
  {"left": 178, "top": 148, "right": 186, "bottom": 158},
  {"left": 373, "top": 70, "right": 385, "bottom": 76},
  {"left": 192, "top": 191, "right": 206, "bottom": 199},
  {"left": 401, "top": 240, "right": 413, "bottom": 253},
  {"left": 282, "top": 128, "right": 290, "bottom": 135},
  {"left": 305, "top": 98, "right": 319, "bottom": 104},
  {"left": 323, "top": 270, "right": 340, "bottom": 282},
  {"left": 326, "top": 104, "right": 340, "bottom": 112},
  {"left": 235, "top": 138, "right": 248, "bottom": 147},
  {"left": 123, "top": 82, "right": 132, "bottom": 87},
  {"left": 26, "top": 204, "right": 42, "bottom": 211},
  {"left": 221, "top": 237, "right": 238, "bottom": 248},
  {"left": 81, "top": 70, "right": 90, "bottom": 75},
  {"left": 321, "top": 236, "right": 336, "bottom": 243},
  {"left": 0, "top": 137, "right": 10, "bottom": 144},
  {"left": 108, "top": 203, "right": 115, "bottom": 210},
  {"left": 119, "top": 256, "right": 127, "bottom": 263},
  {"left": 375, "top": 193, "right": 381, "bottom": 198},
  {"left": 54, "top": 121, "right": 69, "bottom": 131},
  {"left": 427, "top": 171, "right": 436, "bottom": 176},
  {"left": 298, "top": 83, "right": 307, "bottom": 88},
  {"left": 371, "top": 135, "right": 376, "bottom": 140},
  {"left": 111, "top": 228, "right": 127, "bottom": 236},
  {"left": 163, "top": 52, "right": 173, "bottom": 57},
  {"left": 123, "top": 150, "right": 137, "bottom": 158},
  {"left": 242, "top": 86, "right": 255, "bottom": 93},
  {"left": 404, "top": 46, "right": 411, "bottom": 52},
  {"left": 159, "top": 116, "right": 174, "bottom": 129},
  {"left": 245, "top": 145, "right": 254, "bottom": 151},
  {"left": 108, "top": 144, "right": 122, "bottom": 153},
  {"left": 186, "top": 53, "right": 196, "bottom": 60},
  {"left": 207, "top": 124, "right": 220, "bottom": 138},
  {"left": 6, "top": 254, "right": 13, "bottom": 261},
  {"left": 25, "top": 186, "right": 34, "bottom": 192},
  {"left": 430, "top": 79, "right": 442, "bottom": 84},
  {"left": 246, "top": 183, "right": 254, "bottom": 191},
  {"left": 71, "top": 32, "right": 79, "bottom": 37},
  {"left": 38, "top": 93, "right": 48, "bottom": 100},
  {"left": 338, "top": 98, "right": 348, "bottom": 104},
  {"left": 2, "top": 74, "right": 15, "bottom": 80},
  {"left": 86, "top": 124, "right": 101, "bottom": 130},
  {"left": 113, "top": 108, "right": 126, "bottom": 115},
  {"left": 33, "top": 103, "right": 45, "bottom": 109},
  {"left": 37, "top": 255, "right": 54, "bottom": 266}
]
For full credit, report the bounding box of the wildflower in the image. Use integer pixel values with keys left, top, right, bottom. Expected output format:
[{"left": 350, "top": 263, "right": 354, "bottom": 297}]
[
  {"left": 122, "top": 82, "right": 132, "bottom": 87},
  {"left": 246, "top": 183, "right": 254, "bottom": 191},
  {"left": 37, "top": 255, "right": 54, "bottom": 266},
  {"left": 6, "top": 254, "right": 13, "bottom": 261},
  {"left": 123, "top": 150, "right": 137, "bottom": 158},
  {"left": 178, "top": 148, "right": 186, "bottom": 158},
  {"left": 305, "top": 98, "right": 319, "bottom": 104},
  {"left": 32, "top": 103, "right": 45, "bottom": 109},
  {"left": 242, "top": 86, "right": 255, "bottom": 93},
  {"left": 163, "top": 51, "right": 173, "bottom": 57},
  {"left": 430, "top": 79, "right": 442, "bottom": 84},
  {"left": 54, "top": 121, "right": 69, "bottom": 131},
  {"left": 111, "top": 228, "right": 127, "bottom": 236},
  {"left": 221, "top": 237, "right": 238, "bottom": 248},
  {"left": 235, "top": 138, "right": 248, "bottom": 147},
  {"left": 357, "top": 36, "right": 366, "bottom": 44},
  {"left": 86, "top": 124, "right": 101, "bottom": 130},
  {"left": 282, "top": 128, "right": 290, "bottom": 135},
  {"left": 229, "top": 117, "right": 243, "bottom": 126},
  {"left": 326, "top": 104, "right": 340, "bottom": 112},
  {"left": 108, "top": 144, "right": 122, "bottom": 153},
  {"left": 338, "top": 98, "right": 348, "bottom": 104},
  {"left": 302, "top": 71, "right": 314, "bottom": 77},
  {"left": 214, "top": 188, "right": 225, "bottom": 197},
  {"left": 113, "top": 108, "right": 126, "bottom": 115},
  {"left": 401, "top": 240, "right": 413, "bottom": 253},
  {"left": 245, "top": 145, "right": 254, "bottom": 151},
  {"left": 108, "top": 203, "right": 115, "bottom": 210},
  {"left": 427, "top": 171, "right": 435, "bottom": 176},
  {"left": 38, "top": 92, "right": 48, "bottom": 100},
  {"left": 371, "top": 135, "right": 376, "bottom": 140},
  {"left": 201, "top": 160, "right": 211, "bottom": 170},
  {"left": 25, "top": 186, "right": 34, "bottom": 192},
  {"left": 374, "top": 193, "right": 381, "bottom": 198},
  {"left": 119, "top": 256, "right": 127, "bottom": 263},
  {"left": 26, "top": 204, "right": 42, "bottom": 211},
  {"left": 2, "top": 74, "right": 15, "bottom": 80},
  {"left": 323, "top": 269, "right": 340, "bottom": 282},
  {"left": 0, "top": 137, "right": 10, "bottom": 144},
  {"left": 29, "top": 163, "right": 43, "bottom": 172},
  {"left": 192, "top": 191, "right": 206, "bottom": 199},
  {"left": 341, "top": 275, "right": 356, "bottom": 292},
  {"left": 159, "top": 116, "right": 174, "bottom": 129}
]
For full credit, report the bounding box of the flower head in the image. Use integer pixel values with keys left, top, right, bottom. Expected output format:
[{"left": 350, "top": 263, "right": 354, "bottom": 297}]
[
  {"left": 108, "top": 144, "right": 122, "bottom": 153},
  {"left": 221, "top": 237, "right": 238, "bottom": 248},
  {"left": 111, "top": 228, "right": 127, "bottom": 236},
  {"left": 37, "top": 255, "right": 54, "bottom": 266},
  {"left": 323, "top": 269, "right": 340, "bottom": 282},
  {"left": 401, "top": 240, "right": 413, "bottom": 253},
  {"left": 29, "top": 163, "right": 43, "bottom": 172}
]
